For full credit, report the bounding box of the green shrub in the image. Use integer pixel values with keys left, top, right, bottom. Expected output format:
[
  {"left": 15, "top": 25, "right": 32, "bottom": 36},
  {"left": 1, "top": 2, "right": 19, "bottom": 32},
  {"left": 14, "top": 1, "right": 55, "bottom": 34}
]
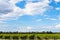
[
  {"left": 21, "top": 36, "right": 27, "bottom": 40},
  {"left": 29, "top": 35, "right": 35, "bottom": 40}
]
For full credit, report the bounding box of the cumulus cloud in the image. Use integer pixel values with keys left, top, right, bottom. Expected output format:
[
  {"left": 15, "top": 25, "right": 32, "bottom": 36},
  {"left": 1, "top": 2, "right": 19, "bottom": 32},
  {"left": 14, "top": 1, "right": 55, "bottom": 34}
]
[
  {"left": 0, "top": 0, "right": 24, "bottom": 21},
  {"left": 0, "top": 0, "right": 50, "bottom": 21},
  {"left": 0, "top": 0, "right": 12, "bottom": 15},
  {"left": 23, "top": 1, "right": 50, "bottom": 15}
]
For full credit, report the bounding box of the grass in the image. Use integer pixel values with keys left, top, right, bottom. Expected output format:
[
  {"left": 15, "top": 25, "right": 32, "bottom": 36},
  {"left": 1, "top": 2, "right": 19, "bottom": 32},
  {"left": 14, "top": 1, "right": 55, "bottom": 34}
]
[
  {"left": 0, "top": 33, "right": 60, "bottom": 39},
  {"left": 37, "top": 34, "right": 60, "bottom": 39}
]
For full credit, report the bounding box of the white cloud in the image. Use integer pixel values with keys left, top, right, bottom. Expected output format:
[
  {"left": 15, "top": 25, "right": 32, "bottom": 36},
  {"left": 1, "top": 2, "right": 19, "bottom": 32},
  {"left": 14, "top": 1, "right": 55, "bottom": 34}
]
[
  {"left": 0, "top": 0, "right": 12, "bottom": 15},
  {"left": 56, "top": 15, "right": 60, "bottom": 20},
  {"left": 42, "top": 26, "right": 52, "bottom": 29},
  {"left": 18, "top": 26, "right": 33, "bottom": 32},
  {"left": 55, "top": 0, "right": 60, "bottom": 2},
  {"left": 49, "top": 18, "right": 57, "bottom": 20},
  {"left": 0, "top": 0, "right": 50, "bottom": 22},
  {"left": 55, "top": 24, "right": 60, "bottom": 28},
  {"left": 0, "top": 23, "right": 10, "bottom": 32},
  {"left": 24, "top": 2, "right": 49, "bottom": 15},
  {"left": 26, "top": 26, "right": 32, "bottom": 30},
  {"left": 56, "top": 7, "right": 60, "bottom": 10},
  {"left": 36, "top": 19, "right": 42, "bottom": 22},
  {"left": 45, "top": 18, "right": 57, "bottom": 20},
  {"left": 0, "top": 0, "right": 24, "bottom": 21}
]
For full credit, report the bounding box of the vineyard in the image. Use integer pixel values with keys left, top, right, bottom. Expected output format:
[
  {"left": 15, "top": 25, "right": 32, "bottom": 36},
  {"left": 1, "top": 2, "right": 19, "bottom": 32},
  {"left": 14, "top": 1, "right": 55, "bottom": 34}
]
[{"left": 0, "top": 33, "right": 60, "bottom": 40}]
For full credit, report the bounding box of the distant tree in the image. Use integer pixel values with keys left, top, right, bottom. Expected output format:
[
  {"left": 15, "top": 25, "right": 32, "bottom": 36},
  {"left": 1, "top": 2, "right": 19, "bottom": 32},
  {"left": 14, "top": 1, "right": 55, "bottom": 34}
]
[
  {"left": 46, "top": 31, "right": 53, "bottom": 34},
  {"left": 41, "top": 31, "right": 46, "bottom": 34}
]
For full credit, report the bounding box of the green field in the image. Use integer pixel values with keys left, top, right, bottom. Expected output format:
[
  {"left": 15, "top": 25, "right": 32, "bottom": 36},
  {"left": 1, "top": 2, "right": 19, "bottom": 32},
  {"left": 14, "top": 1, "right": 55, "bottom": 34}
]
[{"left": 0, "top": 33, "right": 60, "bottom": 40}]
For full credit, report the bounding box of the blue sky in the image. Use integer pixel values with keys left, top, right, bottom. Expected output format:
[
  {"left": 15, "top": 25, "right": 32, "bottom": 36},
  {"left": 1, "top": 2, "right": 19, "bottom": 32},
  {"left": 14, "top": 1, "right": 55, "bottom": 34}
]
[{"left": 0, "top": 0, "right": 60, "bottom": 32}]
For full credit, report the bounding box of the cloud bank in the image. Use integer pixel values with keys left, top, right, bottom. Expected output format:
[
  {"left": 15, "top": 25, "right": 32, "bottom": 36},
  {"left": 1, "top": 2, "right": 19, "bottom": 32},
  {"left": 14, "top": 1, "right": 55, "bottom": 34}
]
[{"left": 0, "top": 0, "right": 50, "bottom": 21}]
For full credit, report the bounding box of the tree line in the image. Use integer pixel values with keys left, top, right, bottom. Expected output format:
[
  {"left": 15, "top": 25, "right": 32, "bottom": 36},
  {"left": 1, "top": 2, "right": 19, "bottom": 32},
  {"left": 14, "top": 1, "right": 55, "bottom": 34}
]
[{"left": 0, "top": 31, "right": 59, "bottom": 34}]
